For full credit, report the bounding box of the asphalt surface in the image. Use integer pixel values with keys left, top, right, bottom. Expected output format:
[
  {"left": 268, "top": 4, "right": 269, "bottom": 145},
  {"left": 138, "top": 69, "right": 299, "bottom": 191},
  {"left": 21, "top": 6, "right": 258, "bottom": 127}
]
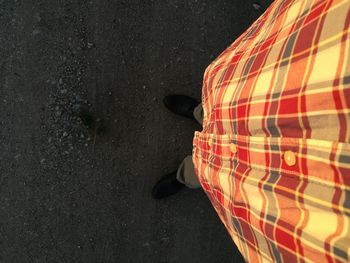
[{"left": 0, "top": 0, "right": 272, "bottom": 262}]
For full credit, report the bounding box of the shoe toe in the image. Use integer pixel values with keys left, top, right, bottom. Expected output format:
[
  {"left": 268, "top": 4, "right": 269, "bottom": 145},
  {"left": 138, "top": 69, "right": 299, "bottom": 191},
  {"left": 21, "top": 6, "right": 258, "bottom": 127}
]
[
  {"left": 163, "top": 95, "right": 199, "bottom": 119},
  {"left": 152, "top": 171, "right": 184, "bottom": 199}
]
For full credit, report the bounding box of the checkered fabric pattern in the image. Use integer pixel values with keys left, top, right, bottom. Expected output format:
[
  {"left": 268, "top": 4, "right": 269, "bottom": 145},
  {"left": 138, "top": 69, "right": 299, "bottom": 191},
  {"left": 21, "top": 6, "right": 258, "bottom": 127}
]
[{"left": 192, "top": 0, "right": 350, "bottom": 262}]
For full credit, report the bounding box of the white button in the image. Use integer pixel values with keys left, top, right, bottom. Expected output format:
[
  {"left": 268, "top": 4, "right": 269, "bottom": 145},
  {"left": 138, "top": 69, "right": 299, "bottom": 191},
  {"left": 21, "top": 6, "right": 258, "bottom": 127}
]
[
  {"left": 284, "top": 150, "right": 296, "bottom": 166},
  {"left": 230, "top": 144, "right": 237, "bottom": 154}
]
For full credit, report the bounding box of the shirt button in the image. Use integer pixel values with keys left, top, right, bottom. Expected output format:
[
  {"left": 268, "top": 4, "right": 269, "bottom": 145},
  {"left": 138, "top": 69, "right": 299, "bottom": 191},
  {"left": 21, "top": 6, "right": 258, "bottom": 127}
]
[
  {"left": 284, "top": 150, "right": 296, "bottom": 166},
  {"left": 230, "top": 144, "right": 237, "bottom": 154}
]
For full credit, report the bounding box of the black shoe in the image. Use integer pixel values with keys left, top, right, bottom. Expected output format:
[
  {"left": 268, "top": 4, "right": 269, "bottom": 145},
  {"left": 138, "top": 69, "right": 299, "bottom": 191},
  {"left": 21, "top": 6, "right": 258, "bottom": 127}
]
[
  {"left": 152, "top": 170, "right": 184, "bottom": 199},
  {"left": 163, "top": 95, "right": 199, "bottom": 120}
]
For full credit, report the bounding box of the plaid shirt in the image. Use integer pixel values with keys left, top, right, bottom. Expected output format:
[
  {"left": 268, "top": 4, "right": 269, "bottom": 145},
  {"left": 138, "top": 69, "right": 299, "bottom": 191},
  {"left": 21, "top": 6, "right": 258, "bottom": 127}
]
[{"left": 192, "top": 0, "right": 350, "bottom": 262}]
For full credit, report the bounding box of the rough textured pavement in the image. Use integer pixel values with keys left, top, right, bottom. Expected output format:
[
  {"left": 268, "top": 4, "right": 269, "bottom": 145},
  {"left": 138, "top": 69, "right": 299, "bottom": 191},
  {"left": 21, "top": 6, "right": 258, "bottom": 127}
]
[{"left": 0, "top": 0, "right": 273, "bottom": 262}]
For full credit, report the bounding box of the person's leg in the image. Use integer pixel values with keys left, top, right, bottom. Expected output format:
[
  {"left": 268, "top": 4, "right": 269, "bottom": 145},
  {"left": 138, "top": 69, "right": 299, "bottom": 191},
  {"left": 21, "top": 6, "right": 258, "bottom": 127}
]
[
  {"left": 176, "top": 155, "right": 201, "bottom": 189},
  {"left": 152, "top": 98, "right": 203, "bottom": 198},
  {"left": 192, "top": 102, "right": 203, "bottom": 126},
  {"left": 175, "top": 102, "right": 203, "bottom": 189}
]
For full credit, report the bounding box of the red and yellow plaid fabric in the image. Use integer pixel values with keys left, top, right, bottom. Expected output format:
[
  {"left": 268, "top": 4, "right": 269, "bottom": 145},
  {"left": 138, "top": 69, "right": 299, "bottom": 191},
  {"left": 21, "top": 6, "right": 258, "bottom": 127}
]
[{"left": 192, "top": 0, "right": 350, "bottom": 262}]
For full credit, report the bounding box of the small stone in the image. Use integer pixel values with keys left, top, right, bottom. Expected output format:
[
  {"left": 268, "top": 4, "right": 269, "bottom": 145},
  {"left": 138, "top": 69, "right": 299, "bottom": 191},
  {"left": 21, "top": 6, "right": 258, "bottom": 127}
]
[
  {"left": 253, "top": 3, "right": 261, "bottom": 10},
  {"left": 72, "top": 104, "right": 80, "bottom": 113},
  {"left": 34, "top": 13, "right": 41, "bottom": 22},
  {"left": 63, "top": 132, "right": 68, "bottom": 137},
  {"left": 32, "top": 29, "right": 41, "bottom": 36}
]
